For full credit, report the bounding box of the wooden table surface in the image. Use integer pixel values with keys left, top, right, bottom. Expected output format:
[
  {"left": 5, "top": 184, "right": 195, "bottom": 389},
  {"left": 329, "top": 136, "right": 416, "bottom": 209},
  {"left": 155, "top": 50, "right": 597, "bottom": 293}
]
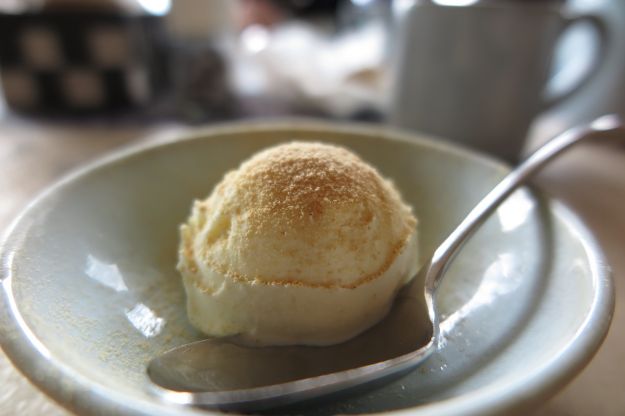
[{"left": 1, "top": 116, "right": 624, "bottom": 415}]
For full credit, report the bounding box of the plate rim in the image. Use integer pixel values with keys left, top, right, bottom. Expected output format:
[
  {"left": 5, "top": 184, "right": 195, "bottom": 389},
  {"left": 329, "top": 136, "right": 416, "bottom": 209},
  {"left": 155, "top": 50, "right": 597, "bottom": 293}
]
[{"left": 0, "top": 119, "right": 615, "bottom": 416}]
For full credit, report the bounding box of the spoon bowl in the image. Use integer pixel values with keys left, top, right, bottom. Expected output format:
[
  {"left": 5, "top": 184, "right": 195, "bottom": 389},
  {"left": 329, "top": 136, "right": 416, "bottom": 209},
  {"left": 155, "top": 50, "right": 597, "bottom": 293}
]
[
  {"left": 147, "top": 115, "right": 624, "bottom": 411},
  {"left": 148, "top": 266, "right": 432, "bottom": 409}
]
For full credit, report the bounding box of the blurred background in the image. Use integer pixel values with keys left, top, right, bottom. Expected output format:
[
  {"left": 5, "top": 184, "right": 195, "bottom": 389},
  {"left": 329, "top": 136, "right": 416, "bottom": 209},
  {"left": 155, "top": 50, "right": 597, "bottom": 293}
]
[
  {"left": 0, "top": 0, "right": 621, "bottom": 131},
  {"left": 2, "top": 0, "right": 625, "bottom": 415},
  {"left": 0, "top": 0, "right": 396, "bottom": 122}
]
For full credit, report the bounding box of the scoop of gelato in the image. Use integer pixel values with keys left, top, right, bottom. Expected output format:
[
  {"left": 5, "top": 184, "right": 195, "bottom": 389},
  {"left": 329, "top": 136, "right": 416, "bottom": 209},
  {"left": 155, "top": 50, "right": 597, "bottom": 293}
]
[{"left": 178, "top": 142, "right": 418, "bottom": 346}]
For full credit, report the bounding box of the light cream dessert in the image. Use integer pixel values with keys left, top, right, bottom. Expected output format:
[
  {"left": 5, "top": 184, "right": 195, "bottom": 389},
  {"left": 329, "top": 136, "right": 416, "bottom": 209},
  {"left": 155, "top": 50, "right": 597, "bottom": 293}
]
[{"left": 178, "top": 142, "right": 418, "bottom": 346}]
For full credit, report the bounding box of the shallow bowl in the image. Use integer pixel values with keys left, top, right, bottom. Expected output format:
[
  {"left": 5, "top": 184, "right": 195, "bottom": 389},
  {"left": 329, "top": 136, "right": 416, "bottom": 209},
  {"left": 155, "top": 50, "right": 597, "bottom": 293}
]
[{"left": 0, "top": 120, "right": 614, "bottom": 415}]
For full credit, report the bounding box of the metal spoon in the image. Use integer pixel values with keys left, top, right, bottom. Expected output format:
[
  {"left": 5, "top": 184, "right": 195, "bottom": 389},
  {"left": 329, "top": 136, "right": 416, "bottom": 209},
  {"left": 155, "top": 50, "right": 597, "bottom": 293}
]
[{"left": 147, "top": 115, "right": 624, "bottom": 411}]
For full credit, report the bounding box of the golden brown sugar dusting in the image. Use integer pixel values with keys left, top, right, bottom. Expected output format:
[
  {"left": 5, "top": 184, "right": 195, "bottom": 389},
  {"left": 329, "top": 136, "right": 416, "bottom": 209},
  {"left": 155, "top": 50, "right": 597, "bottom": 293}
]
[
  {"left": 179, "top": 141, "right": 418, "bottom": 289},
  {"left": 198, "top": 238, "right": 412, "bottom": 290},
  {"left": 232, "top": 142, "right": 387, "bottom": 227}
]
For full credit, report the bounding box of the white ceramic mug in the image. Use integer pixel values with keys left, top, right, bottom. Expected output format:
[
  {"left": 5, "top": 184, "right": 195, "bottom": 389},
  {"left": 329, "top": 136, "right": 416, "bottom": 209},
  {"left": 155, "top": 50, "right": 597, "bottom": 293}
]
[{"left": 389, "top": 0, "right": 609, "bottom": 162}]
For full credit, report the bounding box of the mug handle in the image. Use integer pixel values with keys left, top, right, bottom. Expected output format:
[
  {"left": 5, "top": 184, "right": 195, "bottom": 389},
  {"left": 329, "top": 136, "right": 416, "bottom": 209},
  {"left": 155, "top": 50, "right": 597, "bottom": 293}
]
[{"left": 542, "top": 12, "right": 609, "bottom": 110}]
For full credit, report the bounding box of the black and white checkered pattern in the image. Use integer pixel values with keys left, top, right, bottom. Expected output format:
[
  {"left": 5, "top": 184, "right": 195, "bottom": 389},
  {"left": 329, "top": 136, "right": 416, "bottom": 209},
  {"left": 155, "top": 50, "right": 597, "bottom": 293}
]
[{"left": 0, "top": 12, "right": 167, "bottom": 114}]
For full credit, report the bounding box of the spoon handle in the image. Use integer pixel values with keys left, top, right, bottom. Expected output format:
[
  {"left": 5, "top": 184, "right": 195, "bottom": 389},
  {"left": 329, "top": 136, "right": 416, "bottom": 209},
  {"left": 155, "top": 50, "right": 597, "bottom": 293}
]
[{"left": 425, "top": 115, "right": 625, "bottom": 296}]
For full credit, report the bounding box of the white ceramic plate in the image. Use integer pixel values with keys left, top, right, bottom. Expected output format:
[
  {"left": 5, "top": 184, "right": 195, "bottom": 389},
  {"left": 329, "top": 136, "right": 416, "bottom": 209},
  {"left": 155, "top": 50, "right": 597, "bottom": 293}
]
[{"left": 0, "top": 121, "right": 614, "bottom": 415}]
